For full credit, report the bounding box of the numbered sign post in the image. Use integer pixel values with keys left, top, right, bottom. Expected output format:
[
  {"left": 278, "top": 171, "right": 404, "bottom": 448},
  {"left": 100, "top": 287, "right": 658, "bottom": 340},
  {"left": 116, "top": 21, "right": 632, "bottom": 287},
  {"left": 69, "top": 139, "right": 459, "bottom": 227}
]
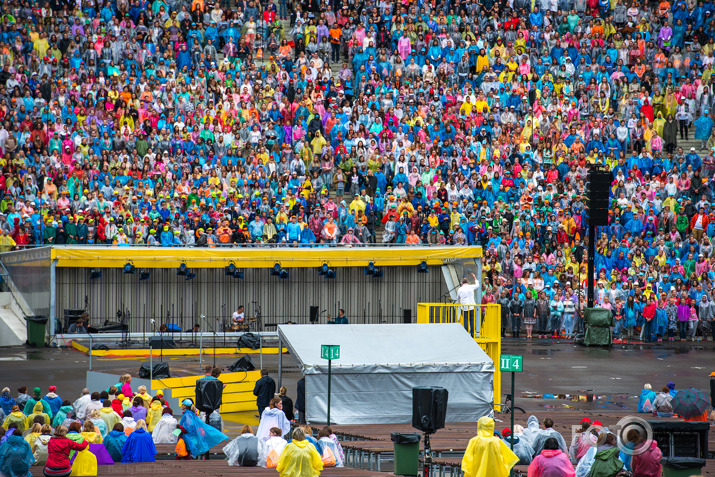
[
  {"left": 500, "top": 354, "right": 523, "bottom": 456},
  {"left": 321, "top": 344, "right": 340, "bottom": 425}
]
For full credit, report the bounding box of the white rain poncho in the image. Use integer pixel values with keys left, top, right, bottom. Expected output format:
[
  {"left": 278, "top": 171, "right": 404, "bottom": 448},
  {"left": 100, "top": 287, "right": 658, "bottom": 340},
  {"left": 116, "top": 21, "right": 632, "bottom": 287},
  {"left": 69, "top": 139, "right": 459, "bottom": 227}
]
[
  {"left": 255, "top": 408, "right": 291, "bottom": 441},
  {"left": 318, "top": 437, "right": 344, "bottom": 467},
  {"left": 151, "top": 414, "right": 178, "bottom": 444},
  {"left": 520, "top": 415, "right": 540, "bottom": 447},
  {"left": 258, "top": 436, "right": 288, "bottom": 468},
  {"left": 223, "top": 433, "right": 262, "bottom": 467}
]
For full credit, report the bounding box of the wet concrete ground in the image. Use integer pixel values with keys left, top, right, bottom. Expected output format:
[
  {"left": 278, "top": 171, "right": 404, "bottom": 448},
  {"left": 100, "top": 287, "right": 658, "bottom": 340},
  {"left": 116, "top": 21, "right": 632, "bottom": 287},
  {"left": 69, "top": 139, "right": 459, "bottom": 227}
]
[{"left": 1, "top": 338, "right": 712, "bottom": 429}]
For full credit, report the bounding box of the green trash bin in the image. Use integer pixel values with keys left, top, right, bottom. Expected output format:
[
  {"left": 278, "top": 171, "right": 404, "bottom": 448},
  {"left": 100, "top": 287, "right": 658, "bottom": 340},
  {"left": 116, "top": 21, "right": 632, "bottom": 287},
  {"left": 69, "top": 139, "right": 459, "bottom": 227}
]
[
  {"left": 26, "top": 315, "right": 48, "bottom": 347},
  {"left": 661, "top": 457, "right": 706, "bottom": 477},
  {"left": 391, "top": 432, "right": 420, "bottom": 476}
]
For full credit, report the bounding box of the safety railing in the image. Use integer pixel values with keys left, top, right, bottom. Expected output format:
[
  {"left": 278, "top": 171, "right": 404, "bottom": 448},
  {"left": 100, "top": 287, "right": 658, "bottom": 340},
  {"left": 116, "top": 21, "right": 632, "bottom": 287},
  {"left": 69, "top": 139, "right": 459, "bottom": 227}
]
[{"left": 416, "top": 303, "right": 502, "bottom": 410}]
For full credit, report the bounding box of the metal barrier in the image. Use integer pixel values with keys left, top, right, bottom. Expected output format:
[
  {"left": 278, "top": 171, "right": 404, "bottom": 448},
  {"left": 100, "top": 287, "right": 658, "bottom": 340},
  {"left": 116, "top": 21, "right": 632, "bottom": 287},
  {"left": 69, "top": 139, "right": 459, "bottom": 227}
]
[{"left": 416, "top": 303, "right": 502, "bottom": 409}]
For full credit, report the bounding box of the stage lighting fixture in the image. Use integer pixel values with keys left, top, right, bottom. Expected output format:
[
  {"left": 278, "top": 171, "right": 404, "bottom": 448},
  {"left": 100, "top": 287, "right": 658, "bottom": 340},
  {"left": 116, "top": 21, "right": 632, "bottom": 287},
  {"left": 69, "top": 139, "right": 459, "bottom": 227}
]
[
  {"left": 122, "top": 262, "right": 135, "bottom": 274},
  {"left": 279, "top": 268, "right": 289, "bottom": 279},
  {"left": 417, "top": 261, "right": 429, "bottom": 273},
  {"left": 372, "top": 268, "right": 383, "bottom": 278},
  {"left": 271, "top": 262, "right": 282, "bottom": 276},
  {"left": 225, "top": 263, "right": 236, "bottom": 276},
  {"left": 139, "top": 271, "right": 151, "bottom": 281},
  {"left": 365, "top": 261, "right": 376, "bottom": 275},
  {"left": 185, "top": 271, "right": 196, "bottom": 281},
  {"left": 233, "top": 270, "right": 244, "bottom": 279},
  {"left": 325, "top": 269, "right": 336, "bottom": 279},
  {"left": 319, "top": 263, "right": 329, "bottom": 276},
  {"left": 90, "top": 269, "right": 101, "bottom": 280},
  {"left": 177, "top": 262, "right": 188, "bottom": 276}
]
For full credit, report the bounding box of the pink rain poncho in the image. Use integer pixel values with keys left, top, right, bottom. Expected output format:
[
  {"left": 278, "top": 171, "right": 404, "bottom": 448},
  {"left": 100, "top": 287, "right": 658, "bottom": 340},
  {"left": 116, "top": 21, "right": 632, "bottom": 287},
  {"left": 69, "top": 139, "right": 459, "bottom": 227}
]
[{"left": 527, "top": 449, "right": 575, "bottom": 477}]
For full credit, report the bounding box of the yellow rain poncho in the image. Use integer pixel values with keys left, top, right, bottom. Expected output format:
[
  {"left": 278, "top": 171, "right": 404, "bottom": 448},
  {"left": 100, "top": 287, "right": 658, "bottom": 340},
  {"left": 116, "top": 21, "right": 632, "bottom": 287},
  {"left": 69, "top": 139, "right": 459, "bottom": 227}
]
[
  {"left": 276, "top": 438, "right": 323, "bottom": 477},
  {"left": 461, "top": 417, "right": 519, "bottom": 477},
  {"left": 27, "top": 401, "right": 51, "bottom": 429},
  {"left": 146, "top": 401, "right": 163, "bottom": 432},
  {"left": 2, "top": 411, "right": 28, "bottom": 432}
]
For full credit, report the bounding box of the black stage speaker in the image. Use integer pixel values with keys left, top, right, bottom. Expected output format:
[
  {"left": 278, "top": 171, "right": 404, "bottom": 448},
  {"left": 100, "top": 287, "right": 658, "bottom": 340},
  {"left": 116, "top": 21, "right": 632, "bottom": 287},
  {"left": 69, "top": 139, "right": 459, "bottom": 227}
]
[
  {"left": 403, "top": 309, "right": 412, "bottom": 324},
  {"left": 309, "top": 306, "right": 319, "bottom": 323},
  {"left": 228, "top": 355, "right": 256, "bottom": 372},
  {"left": 412, "top": 386, "right": 448, "bottom": 434},
  {"left": 139, "top": 362, "right": 171, "bottom": 379},
  {"left": 149, "top": 336, "right": 176, "bottom": 349},
  {"left": 588, "top": 169, "right": 612, "bottom": 226}
]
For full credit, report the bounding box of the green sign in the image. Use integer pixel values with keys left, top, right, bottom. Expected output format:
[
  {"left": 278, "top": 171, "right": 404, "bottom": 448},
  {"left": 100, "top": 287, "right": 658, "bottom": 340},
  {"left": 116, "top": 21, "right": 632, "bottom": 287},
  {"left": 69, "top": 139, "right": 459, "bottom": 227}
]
[
  {"left": 321, "top": 344, "right": 340, "bottom": 360},
  {"left": 500, "top": 354, "right": 523, "bottom": 372}
]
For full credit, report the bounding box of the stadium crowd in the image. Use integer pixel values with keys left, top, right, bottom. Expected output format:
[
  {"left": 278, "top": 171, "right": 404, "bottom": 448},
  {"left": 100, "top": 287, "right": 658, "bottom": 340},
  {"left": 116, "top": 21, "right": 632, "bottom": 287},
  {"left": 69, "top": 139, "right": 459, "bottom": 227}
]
[
  {"left": 1, "top": 0, "right": 715, "bottom": 338},
  {"left": 0, "top": 380, "right": 343, "bottom": 476}
]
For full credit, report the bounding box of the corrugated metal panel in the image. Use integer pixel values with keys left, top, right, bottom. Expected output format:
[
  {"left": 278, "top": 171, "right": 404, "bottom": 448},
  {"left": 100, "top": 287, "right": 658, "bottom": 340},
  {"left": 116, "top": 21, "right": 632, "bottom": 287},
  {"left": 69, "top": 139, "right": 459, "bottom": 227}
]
[
  {"left": 0, "top": 248, "right": 51, "bottom": 316},
  {"left": 55, "top": 266, "right": 449, "bottom": 333}
]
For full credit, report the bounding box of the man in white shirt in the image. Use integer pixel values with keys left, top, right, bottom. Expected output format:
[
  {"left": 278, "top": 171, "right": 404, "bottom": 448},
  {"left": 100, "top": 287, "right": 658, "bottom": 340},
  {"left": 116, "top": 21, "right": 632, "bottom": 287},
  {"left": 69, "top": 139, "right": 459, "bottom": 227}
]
[
  {"left": 457, "top": 273, "right": 480, "bottom": 337},
  {"left": 232, "top": 305, "right": 245, "bottom": 330}
]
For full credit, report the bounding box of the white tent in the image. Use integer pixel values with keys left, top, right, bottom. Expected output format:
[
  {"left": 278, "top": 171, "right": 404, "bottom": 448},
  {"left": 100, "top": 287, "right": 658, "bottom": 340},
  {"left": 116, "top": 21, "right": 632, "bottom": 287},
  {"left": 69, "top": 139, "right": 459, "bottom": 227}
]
[{"left": 277, "top": 323, "right": 494, "bottom": 425}]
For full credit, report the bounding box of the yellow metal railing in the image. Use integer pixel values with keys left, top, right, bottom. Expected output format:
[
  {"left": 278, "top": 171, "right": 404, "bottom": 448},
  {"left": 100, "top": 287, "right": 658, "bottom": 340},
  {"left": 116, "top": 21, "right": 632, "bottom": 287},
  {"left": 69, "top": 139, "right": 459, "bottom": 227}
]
[{"left": 416, "top": 303, "right": 502, "bottom": 410}]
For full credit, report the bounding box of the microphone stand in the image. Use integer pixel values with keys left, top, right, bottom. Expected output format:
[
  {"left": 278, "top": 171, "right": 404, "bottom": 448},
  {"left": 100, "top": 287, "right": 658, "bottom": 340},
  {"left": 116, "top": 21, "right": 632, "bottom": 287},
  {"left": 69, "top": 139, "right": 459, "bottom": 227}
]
[{"left": 150, "top": 319, "right": 156, "bottom": 382}]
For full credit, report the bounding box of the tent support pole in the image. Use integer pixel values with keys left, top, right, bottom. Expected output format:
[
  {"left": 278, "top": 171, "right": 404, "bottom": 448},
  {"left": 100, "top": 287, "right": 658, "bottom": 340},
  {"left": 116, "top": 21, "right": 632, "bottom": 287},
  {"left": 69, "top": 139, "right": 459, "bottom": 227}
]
[{"left": 278, "top": 335, "right": 282, "bottom": 388}]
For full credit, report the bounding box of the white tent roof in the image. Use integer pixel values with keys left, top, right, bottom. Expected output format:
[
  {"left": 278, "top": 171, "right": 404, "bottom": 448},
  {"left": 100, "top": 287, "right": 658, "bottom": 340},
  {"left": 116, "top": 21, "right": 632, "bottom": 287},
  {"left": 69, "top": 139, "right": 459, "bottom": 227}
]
[
  {"left": 278, "top": 323, "right": 493, "bottom": 373},
  {"left": 278, "top": 323, "right": 494, "bottom": 424}
]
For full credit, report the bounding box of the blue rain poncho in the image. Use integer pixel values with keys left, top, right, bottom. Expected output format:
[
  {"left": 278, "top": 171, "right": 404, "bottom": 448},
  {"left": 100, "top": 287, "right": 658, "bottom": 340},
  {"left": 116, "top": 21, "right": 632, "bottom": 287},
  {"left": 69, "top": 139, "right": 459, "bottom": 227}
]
[
  {"left": 0, "top": 434, "right": 35, "bottom": 477},
  {"left": 179, "top": 409, "right": 228, "bottom": 457},
  {"left": 121, "top": 428, "right": 156, "bottom": 463},
  {"left": 103, "top": 430, "right": 128, "bottom": 463}
]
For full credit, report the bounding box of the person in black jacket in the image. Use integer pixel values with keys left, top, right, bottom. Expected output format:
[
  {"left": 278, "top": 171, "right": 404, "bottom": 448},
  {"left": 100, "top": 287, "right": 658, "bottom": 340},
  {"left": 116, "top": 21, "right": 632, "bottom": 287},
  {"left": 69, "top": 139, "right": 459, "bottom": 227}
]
[
  {"left": 295, "top": 378, "right": 305, "bottom": 424},
  {"left": 253, "top": 369, "right": 276, "bottom": 418},
  {"left": 278, "top": 386, "right": 294, "bottom": 422},
  {"left": 509, "top": 293, "right": 524, "bottom": 338}
]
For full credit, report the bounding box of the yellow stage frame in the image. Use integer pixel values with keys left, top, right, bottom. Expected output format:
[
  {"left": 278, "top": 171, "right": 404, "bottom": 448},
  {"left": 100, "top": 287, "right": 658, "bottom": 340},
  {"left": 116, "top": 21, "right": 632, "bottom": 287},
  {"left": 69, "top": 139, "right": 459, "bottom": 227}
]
[
  {"left": 70, "top": 340, "right": 286, "bottom": 358},
  {"left": 416, "top": 303, "right": 502, "bottom": 410},
  {"left": 50, "top": 245, "right": 482, "bottom": 269}
]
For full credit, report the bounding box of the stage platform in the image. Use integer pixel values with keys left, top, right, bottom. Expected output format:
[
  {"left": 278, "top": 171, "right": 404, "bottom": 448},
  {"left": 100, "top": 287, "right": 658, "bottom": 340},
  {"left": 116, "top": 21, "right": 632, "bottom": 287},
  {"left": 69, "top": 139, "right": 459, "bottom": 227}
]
[{"left": 71, "top": 339, "right": 286, "bottom": 358}]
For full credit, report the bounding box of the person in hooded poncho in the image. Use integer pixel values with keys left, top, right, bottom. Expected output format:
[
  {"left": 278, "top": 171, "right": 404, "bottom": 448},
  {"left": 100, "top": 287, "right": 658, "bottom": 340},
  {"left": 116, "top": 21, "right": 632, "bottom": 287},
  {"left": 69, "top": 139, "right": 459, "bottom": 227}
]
[
  {"left": 223, "top": 425, "right": 262, "bottom": 466},
  {"left": 587, "top": 433, "right": 624, "bottom": 477},
  {"left": 527, "top": 437, "right": 575, "bottom": 477},
  {"left": 317, "top": 427, "right": 344, "bottom": 467},
  {"left": 152, "top": 408, "right": 178, "bottom": 444},
  {"left": 461, "top": 416, "right": 519, "bottom": 477},
  {"left": 0, "top": 388, "right": 16, "bottom": 416},
  {"left": 88, "top": 409, "right": 108, "bottom": 438},
  {"left": 520, "top": 415, "right": 541, "bottom": 448},
  {"left": 637, "top": 384, "right": 656, "bottom": 413},
  {"left": 32, "top": 425, "right": 53, "bottom": 467},
  {"left": 121, "top": 420, "right": 156, "bottom": 463},
  {"left": 501, "top": 426, "right": 534, "bottom": 465},
  {"left": 276, "top": 427, "right": 323, "bottom": 477},
  {"left": 258, "top": 427, "right": 288, "bottom": 468},
  {"left": 43, "top": 387, "right": 63, "bottom": 417},
  {"left": 531, "top": 417, "right": 568, "bottom": 455},
  {"left": 0, "top": 430, "right": 35, "bottom": 477},
  {"left": 103, "top": 423, "right": 128, "bottom": 462},
  {"left": 98, "top": 401, "right": 121, "bottom": 430},
  {"left": 53, "top": 402, "right": 74, "bottom": 427},
  {"left": 3, "top": 406, "right": 28, "bottom": 433},
  {"left": 80, "top": 420, "right": 102, "bottom": 444},
  {"left": 256, "top": 397, "right": 291, "bottom": 441},
  {"left": 178, "top": 399, "right": 227, "bottom": 457},
  {"left": 146, "top": 397, "right": 163, "bottom": 432},
  {"left": 23, "top": 388, "right": 52, "bottom": 419},
  {"left": 27, "top": 402, "right": 51, "bottom": 429}
]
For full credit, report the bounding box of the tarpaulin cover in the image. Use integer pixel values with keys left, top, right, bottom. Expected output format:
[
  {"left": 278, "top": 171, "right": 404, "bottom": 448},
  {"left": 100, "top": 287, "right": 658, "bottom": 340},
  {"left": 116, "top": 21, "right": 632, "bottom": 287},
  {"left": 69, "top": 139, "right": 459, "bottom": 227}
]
[
  {"left": 278, "top": 323, "right": 494, "bottom": 425},
  {"left": 583, "top": 308, "right": 614, "bottom": 346}
]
